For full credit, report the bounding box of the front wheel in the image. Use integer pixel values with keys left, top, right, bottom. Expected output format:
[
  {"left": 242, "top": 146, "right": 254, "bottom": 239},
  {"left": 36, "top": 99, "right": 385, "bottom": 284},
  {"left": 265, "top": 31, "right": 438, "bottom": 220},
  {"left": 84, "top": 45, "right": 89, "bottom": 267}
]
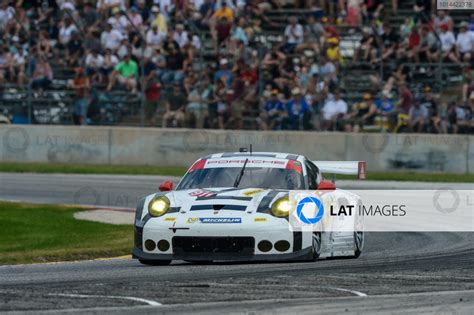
[
  {"left": 139, "top": 259, "right": 172, "bottom": 266},
  {"left": 311, "top": 232, "right": 322, "bottom": 261}
]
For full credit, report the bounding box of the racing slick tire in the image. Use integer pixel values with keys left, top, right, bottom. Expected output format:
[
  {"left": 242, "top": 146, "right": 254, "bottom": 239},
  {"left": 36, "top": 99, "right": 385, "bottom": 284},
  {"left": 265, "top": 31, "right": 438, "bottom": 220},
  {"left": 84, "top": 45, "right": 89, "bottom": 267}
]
[
  {"left": 353, "top": 231, "right": 364, "bottom": 258},
  {"left": 139, "top": 259, "right": 172, "bottom": 266},
  {"left": 311, "top": 232, "right": 322, "bottom": 261}
]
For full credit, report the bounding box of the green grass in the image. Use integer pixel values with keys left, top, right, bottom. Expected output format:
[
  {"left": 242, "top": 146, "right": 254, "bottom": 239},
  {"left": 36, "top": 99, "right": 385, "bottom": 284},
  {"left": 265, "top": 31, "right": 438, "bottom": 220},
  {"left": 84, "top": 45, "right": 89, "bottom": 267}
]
[
  {"left": 0, "top": 162, "right": 472, "bottom": 183},
  {"left": 0, "top": 201, "right": 133, "bottom": 265}
]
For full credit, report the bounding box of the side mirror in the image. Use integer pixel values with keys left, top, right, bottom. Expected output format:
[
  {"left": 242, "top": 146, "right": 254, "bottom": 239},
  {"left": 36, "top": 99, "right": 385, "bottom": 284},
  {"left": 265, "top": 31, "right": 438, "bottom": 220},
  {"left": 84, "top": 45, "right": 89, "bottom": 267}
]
[
  {"left": 318, "top": 180, "right": 336, "bottom": 190},
  {"left": 159, "top": 180, "right": 173, "bottom": 191}
]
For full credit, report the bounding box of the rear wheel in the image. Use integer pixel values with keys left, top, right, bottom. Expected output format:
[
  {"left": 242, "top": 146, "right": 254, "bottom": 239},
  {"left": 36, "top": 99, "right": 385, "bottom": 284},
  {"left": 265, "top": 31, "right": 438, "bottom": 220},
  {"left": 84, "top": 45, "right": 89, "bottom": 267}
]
[
  {"left": 311, "top": 232, "right": 322, "bottom": 261},
  {"left": 353, "top": 231, "right": 364, "bottom": 258},
  {"left": 139, "top": 259, "right": 172, "bottom": 266}
]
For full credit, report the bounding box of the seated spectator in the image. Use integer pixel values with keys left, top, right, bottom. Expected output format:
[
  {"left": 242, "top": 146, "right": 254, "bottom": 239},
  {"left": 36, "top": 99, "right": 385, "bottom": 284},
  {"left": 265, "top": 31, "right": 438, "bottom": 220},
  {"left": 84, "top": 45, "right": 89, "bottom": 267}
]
[
  {"left": 107, "top": 54, "right": 138, "bottom": 93},
  {"left": 31, "top": 55, "right": 53, "bottom": 91},
  {"left": 161, "top": 42, "right": 185, "bottom": 85},
  {"left": 11, "top": 41, "right": 27, "bottom": 86},
  {"left": 85, "top": 49, "right": 104, "bottom": 83},
  {"left": 146, "top": 25, "right": 166, "bottom": 48},
  {"left": 280, "top": 17, "right": 304, "bottom": 54},
  {"left": 213, "top": 1, "right": 234, "bottom": 22},
  {"left": 213, "top": 16, "right": 233, "bottom": 49},
  {"left": 287, "top": 87, "right": 311, "bottom": 130},
  {"left": 413, "top": 0, "right": 431, "bottom": 23},
  {"left": 352, "top": 27, "right": 377, "bottom": 64},
  {"left": 439, "top": 23, "right": 458, "bottom": 63},
  {"left": 37, "top": 31, "right": 53, "bottom": 59},
  {"left": 345, "top": 93, "right": 378, "bottom": 132},
  {"left": 65, "top": 32, "right": 83, "bottom": 67},
  {"left": 381, "top": 23, "right": 400, "bottom": 61},
  {"left": 296, "top": 15, "right": 325, "bottom": 54},
  {"left": 417, "top": 25, "right": 439, "bottom": 64},
  {"left": 162, "top": 84, "right": 187, "bottom": 127},
  {"left": 262, "top": 89, "right": 286, "bottom": 130},
  {"left": 408, "top": 98, "right": 428, "bottom": 132},
  {"left": 321, "top": 89, "right": 347, "bottom": 131},
  {"left": 100, "top": 23, "right": 124, "bottom": 51},
  {"left": 0, "top": 2, "right": 15, "bottom": 34},
  {"left": 455, "top": 22, "right": 473, "bottom": 64},
  {"left": 107, "top": 7, "right": 129, "bottom": 35},
  {"left": 214, "top": 58, "right": 233, "bottom": 87},
  {"left": 173, "top": 24, "right": 189, "bottom": 48},
  {"left": 100, "top": 49, "right": 119, "bottom": 83},
  {"left": 361, "top": 0, "right": 383, "bottom": 22},
  {"left": 231, "top": 17, "right": 249, "bottom": 47},
  {"left": 151, "top": 5, "right": 168, "bottom": 34},
  {"left": 58, "top": 17, "right": 77, "bottom": 47},
  {"left": 434, "top": 10, "right": 453, "bottom": 32},
  {"left": 185, "top": 85, "right": 209, "bottom": 129},
  {"left": 0, "top": 45, "right": 12, "bottom": 85}
]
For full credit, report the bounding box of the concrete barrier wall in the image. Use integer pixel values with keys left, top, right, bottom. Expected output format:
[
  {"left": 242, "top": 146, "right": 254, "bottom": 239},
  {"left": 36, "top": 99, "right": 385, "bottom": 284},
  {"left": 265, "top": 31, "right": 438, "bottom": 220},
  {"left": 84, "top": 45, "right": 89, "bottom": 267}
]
[{"left": 0, "top": 125, "right": 472, "bottom": 174}]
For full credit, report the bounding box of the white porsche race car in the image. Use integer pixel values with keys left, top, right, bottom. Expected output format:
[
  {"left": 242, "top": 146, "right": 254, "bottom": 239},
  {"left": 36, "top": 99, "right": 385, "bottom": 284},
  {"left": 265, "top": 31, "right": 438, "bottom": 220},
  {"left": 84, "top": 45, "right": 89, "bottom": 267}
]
[{"left": 133, "top": 151, "right": 366, "bottom": 265}]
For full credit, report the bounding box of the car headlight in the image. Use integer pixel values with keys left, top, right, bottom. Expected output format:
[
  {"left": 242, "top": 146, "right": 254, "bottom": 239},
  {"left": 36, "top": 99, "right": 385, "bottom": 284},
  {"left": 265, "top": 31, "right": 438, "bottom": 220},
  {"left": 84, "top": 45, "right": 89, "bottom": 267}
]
[
  {"left": 271, "top": 197, "right": 293, "bottom": 218},
  {"left": 148, "top": 196, "right": 170, "bottom": 217}
]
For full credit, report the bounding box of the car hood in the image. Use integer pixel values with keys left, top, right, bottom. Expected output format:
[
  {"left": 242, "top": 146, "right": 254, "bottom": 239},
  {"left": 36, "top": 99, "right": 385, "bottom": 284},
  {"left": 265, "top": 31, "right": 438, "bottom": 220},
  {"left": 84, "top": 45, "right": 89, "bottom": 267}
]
[{"left": 162, "top": 187, "right": 289, "bottom": 215}]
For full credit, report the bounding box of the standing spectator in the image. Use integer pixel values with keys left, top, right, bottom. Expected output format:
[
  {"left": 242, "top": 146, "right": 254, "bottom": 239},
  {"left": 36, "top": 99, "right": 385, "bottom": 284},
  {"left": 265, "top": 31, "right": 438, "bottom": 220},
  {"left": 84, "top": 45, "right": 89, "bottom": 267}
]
[
  {"left": 107, "top": 54, "right": 138, "bottom": 93},
  {"left": 281, "top": 17, "right": 303, "bottom": 53},
  {"left": 408, "top": 98, "right": 428, "bottom": 132},
  {"left": 70, "top": 67, "right": 91, "bottom": 125},
  {"left": 31, "top": 55, "right": 53, "bottom": 91},
  {"left": 287, "top": 87, "right": 311, "bottom": 130},
  {"left": 455, "top": 22, "right": 473, "bottom": 64},
  {"left": 321, "top": 89, "right": 347, "bottom": 131}
]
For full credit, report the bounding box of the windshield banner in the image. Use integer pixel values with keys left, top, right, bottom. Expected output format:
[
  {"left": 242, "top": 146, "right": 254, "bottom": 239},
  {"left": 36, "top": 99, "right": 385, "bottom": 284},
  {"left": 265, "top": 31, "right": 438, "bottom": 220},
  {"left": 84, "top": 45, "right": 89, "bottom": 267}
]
[{"left": 288, "top": 189, "right": 473, "bottom": 232}]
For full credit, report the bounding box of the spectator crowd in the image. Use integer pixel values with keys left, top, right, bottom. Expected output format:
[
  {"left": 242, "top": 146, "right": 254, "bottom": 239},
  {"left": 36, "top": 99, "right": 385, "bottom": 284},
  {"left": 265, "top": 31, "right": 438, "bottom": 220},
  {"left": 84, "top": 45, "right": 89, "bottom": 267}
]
[{"left": 0, "top": 0, "right": 472, "bottom": 134}]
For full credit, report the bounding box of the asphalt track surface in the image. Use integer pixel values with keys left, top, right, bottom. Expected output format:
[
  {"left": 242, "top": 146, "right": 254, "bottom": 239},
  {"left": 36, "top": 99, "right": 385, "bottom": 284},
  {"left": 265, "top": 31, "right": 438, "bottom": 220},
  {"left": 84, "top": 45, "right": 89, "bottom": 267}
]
[{"left": 0, "top": 173, "right": 473, "bottom": 314}]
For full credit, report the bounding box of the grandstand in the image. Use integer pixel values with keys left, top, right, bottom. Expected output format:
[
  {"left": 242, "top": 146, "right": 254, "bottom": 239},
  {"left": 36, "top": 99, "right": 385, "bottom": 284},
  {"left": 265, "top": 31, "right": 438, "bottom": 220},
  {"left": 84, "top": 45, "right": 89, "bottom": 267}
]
[{"left": 0, "top": 0, "right": 472, "bottom": 134}]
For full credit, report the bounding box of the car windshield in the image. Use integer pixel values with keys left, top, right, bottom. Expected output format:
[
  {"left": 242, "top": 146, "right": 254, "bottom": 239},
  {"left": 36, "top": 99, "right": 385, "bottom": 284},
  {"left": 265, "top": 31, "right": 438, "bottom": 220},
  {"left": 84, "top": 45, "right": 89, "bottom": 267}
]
[{"left": 177, "top": 162, "right": 304, "bottom": 190}]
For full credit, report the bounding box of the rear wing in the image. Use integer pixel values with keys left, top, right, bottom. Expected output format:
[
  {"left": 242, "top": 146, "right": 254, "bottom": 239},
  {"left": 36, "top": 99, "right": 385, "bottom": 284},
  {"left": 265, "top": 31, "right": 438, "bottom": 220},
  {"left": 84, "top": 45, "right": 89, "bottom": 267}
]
[{"left": 312, "top": 161, "right": 366, "bottom": 180}]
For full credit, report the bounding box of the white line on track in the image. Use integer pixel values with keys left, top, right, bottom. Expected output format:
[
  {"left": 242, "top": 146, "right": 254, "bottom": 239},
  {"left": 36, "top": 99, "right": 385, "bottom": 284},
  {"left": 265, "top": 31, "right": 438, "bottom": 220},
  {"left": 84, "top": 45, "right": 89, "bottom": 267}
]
[
  {"left": 325, "top": 287, "right": 368, "bottom": 297},
  {"left": 47, "top": 293, "right": 161, "bottom": 306}
]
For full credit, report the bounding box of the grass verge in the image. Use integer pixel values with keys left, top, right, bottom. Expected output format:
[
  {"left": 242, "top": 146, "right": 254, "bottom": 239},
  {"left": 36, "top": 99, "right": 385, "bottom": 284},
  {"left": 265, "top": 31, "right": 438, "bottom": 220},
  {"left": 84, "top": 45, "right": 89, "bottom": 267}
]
[
  {"left": 0, "top": 201, "right": 132, "bottom": 265},
  {"left": 0, "top": 162, "right": 472, "bottom": 183}
]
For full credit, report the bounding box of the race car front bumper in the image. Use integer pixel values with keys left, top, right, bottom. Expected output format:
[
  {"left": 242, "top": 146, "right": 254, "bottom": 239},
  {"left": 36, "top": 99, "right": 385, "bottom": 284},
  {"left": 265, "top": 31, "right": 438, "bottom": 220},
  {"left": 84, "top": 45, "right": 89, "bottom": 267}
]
[{"left": 132, "top": 245, "right": 313, "bottom": 262}]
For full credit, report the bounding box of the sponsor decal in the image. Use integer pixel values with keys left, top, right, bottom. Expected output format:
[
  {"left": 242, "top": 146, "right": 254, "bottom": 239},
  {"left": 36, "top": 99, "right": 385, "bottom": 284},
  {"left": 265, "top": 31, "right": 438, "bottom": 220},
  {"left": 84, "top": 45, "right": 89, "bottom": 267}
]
[
  {"left": 199, "top": 217, "right": 242, "bottom": 224},
  {"left": 187, "top": 217, "right": 198, "bottom": 223},
  {"left": 254, "top": 218, "right": 267, "bottom": 222},
  {"left": 243, "top": 189, "right": 264, "bottom": 196},
  {"left": 189, "top": 189, "right": 215, "bottom": 197},
  {"left": 164, "top": 217, "right": 176, "bottom": 221}
]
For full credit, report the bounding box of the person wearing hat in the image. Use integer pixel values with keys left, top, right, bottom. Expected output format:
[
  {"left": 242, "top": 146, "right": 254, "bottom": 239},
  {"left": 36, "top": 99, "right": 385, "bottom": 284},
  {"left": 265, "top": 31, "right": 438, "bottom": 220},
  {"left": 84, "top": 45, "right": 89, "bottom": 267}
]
[
  {"left": 262, "top": 89, "right": 285, "bottom": 130},
  {"left": 455, "top": 22, "right": 472, "bottom": 64},
  {"left": 214, "top": 58, "right": 233, "bottom": 87},
  {"left": 100, "top": 22, "right": 124, "bottom": 51},
  {"left": 151, "top": 5, "right": 168, "bottom": 34},
  {"left": 286, "top": 87, "right": 311, "bottom": 130},
  {"left": 345, "top": 93, "right": 378, "bottom": 132},
  {"left": 439, "top": 23, "right": 459, "bottom": 64}
]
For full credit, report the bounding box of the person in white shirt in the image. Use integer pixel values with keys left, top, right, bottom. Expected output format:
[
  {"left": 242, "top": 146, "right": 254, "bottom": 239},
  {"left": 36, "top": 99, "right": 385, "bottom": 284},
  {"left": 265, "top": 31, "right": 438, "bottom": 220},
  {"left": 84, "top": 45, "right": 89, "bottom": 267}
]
[
  {"left": 321, "top": 89, "right": 348, "bottom": 130},
  {"left": 173, "top": 24, "right": 189, "bottom": 48},
  {"left": 107, "top": 7, "right": 129, "bottom": 34},
  {"left": 146, "top": 25, "right": 165, "bottom": 47},
  {"left": 281, "top": 16, "right": 303, "bottom": 53},
  {"left": 101, "top": 23, "right": 124, "bottom": 51},
  {"left": 456, "top": 22, "right": 473, "bottom": 63},
  {"left": 0, "top": 2, "right": 14, "bottom": 32},
  {"left": 439, "top": 23, "right": 459, "bottom": 63},
  {"left": 58, "top": 18, "right": 77, "bottom": 46},
  {"left": 85, "top": 49, "right": 104, "bottom": 82}
]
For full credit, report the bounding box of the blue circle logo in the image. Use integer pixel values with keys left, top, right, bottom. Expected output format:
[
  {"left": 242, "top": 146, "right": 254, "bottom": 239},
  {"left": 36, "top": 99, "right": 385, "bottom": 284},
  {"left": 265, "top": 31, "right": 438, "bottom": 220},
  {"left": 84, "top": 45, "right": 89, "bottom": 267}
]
[{"left": 296, "top": 196, "right": 324, "bottom": 224}]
